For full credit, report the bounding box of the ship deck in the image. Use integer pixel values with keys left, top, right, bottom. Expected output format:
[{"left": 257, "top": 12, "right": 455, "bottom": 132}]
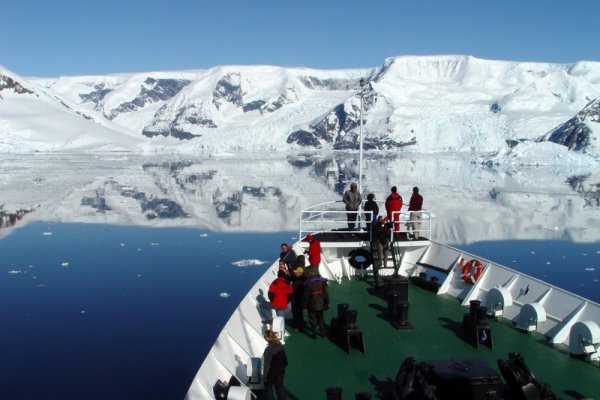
[{"left": 281, "top": 277, "right": 599, "bottom": 399}]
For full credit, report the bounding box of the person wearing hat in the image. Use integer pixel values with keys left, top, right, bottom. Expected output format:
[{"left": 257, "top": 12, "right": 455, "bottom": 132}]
[
  {"left": 290, "top": 260, "right": 305, "bottom": 331},
  {"left": 343, "top": 182, "right": 362, "bottom": 231},
  {"left": 363, "top": 193, "right": 379, "bottom": 235},
  {"left": 302, "top": 268, "right": 329, "bottom": 338},
  {"left": 303, "top": 234, "right": 321, "bottom": 273}
]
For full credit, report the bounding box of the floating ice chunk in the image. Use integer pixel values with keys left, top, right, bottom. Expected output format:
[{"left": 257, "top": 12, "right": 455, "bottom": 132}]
[
  {"left": 219, "top": 292, "right": 230, "bottom": 298},
  {"left": 120, "top": 243, "right": 126, "bottom": 247},
  {"left": 80, "top": 310, "right": 86, "bottom": 314},
  {"left": 546, "top": 261, "right": 551, "bottom": 265},
  {"left": 530, "top": 251, "right": 535, "bottom": 254},
  {"left": 61, "top": 262, "right": 69, "bottom": 267},
  {"left": 585, "top": 267, "right": 595, "bottom": 271},
  {"left": 231, "top": 259, "right": 267, "bottom": 267},
  {"left": 137, "top": 274, "right": 142, "bottom": 278},
  {"left": 581, "top": 253, "right": 588, "bottom": 256},
  {"left": 7, "top": 270, "right": 22, "bottom": 274},
  {"left": 42, "top": 232, "right": 52, "bottom": 236},
  {"left": 199, "top": 233, "right": 208, "bottom": 238},
  {"left": 150, "top": 242, "right": 159, "bottom": 246}
]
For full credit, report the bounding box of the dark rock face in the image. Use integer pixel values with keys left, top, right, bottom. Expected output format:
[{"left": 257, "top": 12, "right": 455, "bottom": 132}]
[
  {"left": 81, "top": 192, "right": 111, "bottom": 212},
  {"left": 142, "top": 103, "right": 216, "bottom": 140},
  {"left": 213, "top": 73, "right": 243, "bottom": 109},
  {"left": 242, "top": 100, "right": 266, "bottom": 113},
  {"left": 0, "top": 74, "right": 34, "bottom": 97},
  {"left": 79, "top": 84, "right": 112, "bottom": 105},
  {"left": 543, "top": 98, "right": 599, "bottom": 151},
  {"left": 0, "top": 207, "right": 34, "bottom": 229},
  {"left": 142, "top": 198, "right": 188, "bottom": 219},
  {"left": 261, "top": 88, "right": 298, "bottom": 113},
  {"left": 287, "top": 85, "right": 416, "bottom": 150},
  {"left": 107, "top": 78, "right": 190, "bottom": 119},
  {"left": 299, "top": 76, "right": 357, "bottom": 90}
]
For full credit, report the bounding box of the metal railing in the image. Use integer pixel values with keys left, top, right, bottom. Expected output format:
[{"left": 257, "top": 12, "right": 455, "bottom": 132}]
[{"left": 299, "top": 201, "right": 434, "bottom": 242}]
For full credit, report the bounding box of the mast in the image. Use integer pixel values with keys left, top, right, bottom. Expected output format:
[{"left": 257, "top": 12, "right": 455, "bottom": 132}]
[{"left": 358, "top": 78, "right": 365, "bottom": 195}]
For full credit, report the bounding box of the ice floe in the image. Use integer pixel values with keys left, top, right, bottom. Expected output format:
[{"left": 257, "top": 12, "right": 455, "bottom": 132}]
[
  {"left": 219, "top": 292, "right": 230, "bottom": 298},
  {"left": 231, "top": 259, "right": 267, "bottom": 267},
  {"left": 61, "top": 262, "right": 69, "bottom": 267}
]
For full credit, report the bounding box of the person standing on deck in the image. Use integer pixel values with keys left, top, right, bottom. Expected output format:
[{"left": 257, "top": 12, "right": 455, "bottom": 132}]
[
  {"left": 262, "top": 329, "right": 288, "bottom": 400},
  {"left": 303, "top": 234, "right": 321, "bottom": 274},
  {"left": 290, "top": 264, "right": 305, "bottom": 331},
  {"left": 302, "top": 268, "right": 329, "bottom": 338},
  {"left": 407, "top": 187, "right": 423, "bottom": 240},
  {"left": 279, "top": 243, "right": 297, "bottom": 273},
  {"left": 385, "top": 186, "right": 403, "bottom": 236},
  {"left": 343, "top": 182, "right": 362, "bottom": 231},
  {"left": 372, "top": 216, "right": 392, "bottom": 285},
  {"left": 363, "top": 193, "right": 379, "bottom": 235}
]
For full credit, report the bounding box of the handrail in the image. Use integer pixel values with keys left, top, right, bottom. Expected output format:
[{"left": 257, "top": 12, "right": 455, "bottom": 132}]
[{"left": 299, "top": 202, "right": 434, "bottom": 242}]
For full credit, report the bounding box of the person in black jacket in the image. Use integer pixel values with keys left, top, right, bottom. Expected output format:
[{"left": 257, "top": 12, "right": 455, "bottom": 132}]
[
  {"left": 372, "top": 216, "right": 392, "bottom": 284},
  {"left": 290, "top": 263, "right": 305, "bottom": 332},
  {"left": 262, "top": 329, "right": 288, "bottom": 400},
  {"left": 302, "top": 269, "right": 329, "bottom": 338},
  {"left": 363, "top": 193, "right": 379, "bottom": 235}
]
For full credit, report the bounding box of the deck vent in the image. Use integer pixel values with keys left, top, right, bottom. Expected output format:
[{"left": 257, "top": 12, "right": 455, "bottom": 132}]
[
  {"left": 485, "top": 287, "right": 513, "bottom": 317},
  {"left": 516, "top": 303, "right": 546, "bottom": 332},
  {"left": 569, "top": 321, "right": 600, "bottom": 361}
]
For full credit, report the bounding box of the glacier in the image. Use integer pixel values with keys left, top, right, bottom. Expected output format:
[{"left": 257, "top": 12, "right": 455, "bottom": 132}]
[{"left": 1, "top": 55, "right": 600, "bottom": 160}]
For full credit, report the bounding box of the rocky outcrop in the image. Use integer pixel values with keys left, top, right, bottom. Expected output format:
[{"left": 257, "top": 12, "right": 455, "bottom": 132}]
[
  {"left": 542, "top": 98, "right": 600, "bottom": 151},
  {"left": 212, "top": 73, "right": 243, "bottom": 109},
  {"left": 106, "top": 78, "right": 190, "bottom": 119},
  {"left": 0, "top": 74, "right": 34, "bottom": 97}
]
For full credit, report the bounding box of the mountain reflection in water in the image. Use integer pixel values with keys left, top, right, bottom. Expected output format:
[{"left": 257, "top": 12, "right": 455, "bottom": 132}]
[
  {"left": 1, "top": 153, "right": 600, "bottom": 399},
  {"left": 1, "top": 153, "right": 600, "bottom": 241}
]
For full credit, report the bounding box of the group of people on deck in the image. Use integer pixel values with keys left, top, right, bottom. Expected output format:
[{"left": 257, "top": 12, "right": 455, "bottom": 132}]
[
  {"left": 260, "top": 236, "right": 328, "bottom": 400},
  {"left": 345, "top": 184, "right": 424, "bottom": 286},
  {"left": 266, "top": 238, "right": 329, "bottom": 338},
  {"left": 344, "top": 184, "right": 424, "bottom": 240},
  {"left": 260, "top": 184, "right": 423, "bottom": 400}
]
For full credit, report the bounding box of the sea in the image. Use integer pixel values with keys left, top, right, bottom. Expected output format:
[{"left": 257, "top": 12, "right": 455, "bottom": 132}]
[{"left": 1, "top": 153, "right": 599, "bottom": 399}]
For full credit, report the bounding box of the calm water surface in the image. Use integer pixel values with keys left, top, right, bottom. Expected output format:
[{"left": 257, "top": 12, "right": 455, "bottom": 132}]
[
  {"left": 2, "top": 153, "right": 600, "bottom": 399},
  {"left": 0, "top": 222, "right": 294, "bottom": 400}
]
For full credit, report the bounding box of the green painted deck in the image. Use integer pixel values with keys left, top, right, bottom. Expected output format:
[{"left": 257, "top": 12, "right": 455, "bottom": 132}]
[{"left": 281, "top": 277, "right": 599, "bottom": 399}]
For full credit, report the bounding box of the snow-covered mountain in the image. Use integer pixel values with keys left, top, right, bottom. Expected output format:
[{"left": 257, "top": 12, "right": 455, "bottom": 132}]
[{"left": 2, "top": 55, "right": 600, "bottom": 155}]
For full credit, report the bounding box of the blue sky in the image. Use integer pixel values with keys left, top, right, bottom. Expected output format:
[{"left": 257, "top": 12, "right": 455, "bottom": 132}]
[{"left": 3, "top": 0, "right": 599, "bottom": 77}]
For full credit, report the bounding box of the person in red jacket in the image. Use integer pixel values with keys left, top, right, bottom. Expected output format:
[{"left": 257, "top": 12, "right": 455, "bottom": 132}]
[
  {"left": 260, "top": 271, "right": 293, "bottom": 324},
  {"left": 385, "top": 186, "right": 403, "bottom": 235},
  {"left": 407, "top": 186, "right": 424, "bottom": 240},
  {"left": 304, "top": 234, "right": 321, "bottom": 273}
]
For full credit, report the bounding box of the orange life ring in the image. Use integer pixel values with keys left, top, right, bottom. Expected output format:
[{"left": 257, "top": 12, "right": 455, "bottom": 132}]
[{"left": 458, "top": 258, "right": 484, "bottom": 283}]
